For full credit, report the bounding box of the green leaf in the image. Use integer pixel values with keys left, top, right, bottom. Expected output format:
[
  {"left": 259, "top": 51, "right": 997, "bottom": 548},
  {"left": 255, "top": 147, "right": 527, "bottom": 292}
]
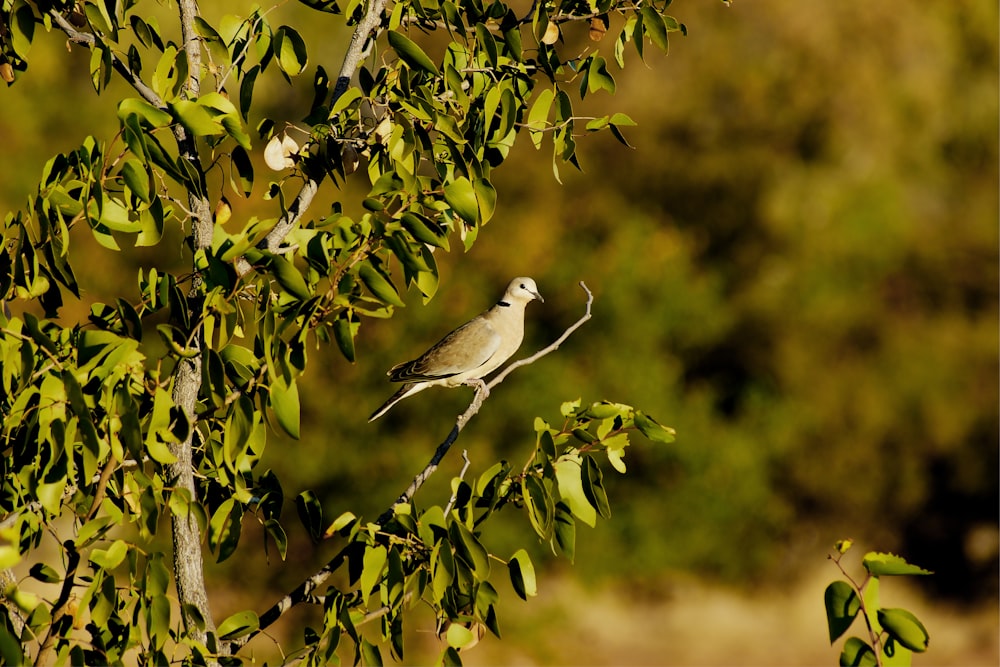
[
  {"left": 840, "top": 637, "right": 878, "bottom": 667},
  {"left": 264, "top": 518, "right": 288, "bottom": 560},
  {"left": 118, "top": 97, "right": 173, "bottom": 128},
  {"left": 508, "top": 549, "right": 537, "bottom": 600},
  {"left": 360, "top": 638, "right": 382, "bottom": 666},
  {"left": 148, "top": 595, "right": 171, "bottom": 649},
  {"left": 523, "top": 475, "right": 553, "bottom": 538},
  {"left": 443, "top": 177, "right": 479, "bottom": 224},
  {"left": 824, "top": 581, "right": 860, "bottom": 643},
  {"left": 330, "top": 87, "right": 362, "bottom": 117},
  {"left": 431, "top": 542, "right": 455, "bottom": 602},
  {"left": 361, "top": 545, "right": 387, "bottom": 607},
  {"left": 387, "top": 31, "right": 439, "bottom": 75},
  {"left": 634, "top": 411, "right": 675, "bottom": 443},
  {"left": 587, "top": 55, "right": 615, "bottom": 94},
  {"left": 862, "top": 553, "right": 933, "bottom": 577},
  {"left": 474, "top": 177, "right": 497, "bottom": 224},
  {"left": 333, "top": 311, "right": 358, "bottom": 362},
  {"left": 446, "top": 624, "right": 475, "bottom": 649},
  {"left": 217, "top": 610, "right": 260, "bottom": 640},
  {"left": 273, "top": 25, "right": 308, "bottom": 76},
  {"left": 28, "top": 562, "right": 61, "bottom": 584},
  {"left": 0, "top": 547, "right": 20, "bottom": 571},
  {"left": 239, "top": 64, "right": 260, "bottom": 121},
  {"left": 269, "top": 255, "right": 311, "bottom": 299},
  {"left": 878, "top": 608, "right": 929, "bottom": 653},
  {"left": 553, "top": 455, "right": 597, "bottom": 527},
  {"left": 208, "top": 498, "right": 243, "bottom": 563},
  {"left": 450, "top": 521, "right": 491, "bottom": 579},
  {"left": 230, "top": 145, "right": 254, "bottom": 197},
  {"left": 270, "top": 375, "right": 301, "bottom": 440},
  {"left": 170, "top": 99, "right": 225, "bottom": 137},
  {"left": 359, "top": 262, "right": 406, "bottom": 307},
  {"left": 296, "top": 490, "right": 323, "bottom": 541},
  {"left": 527, "top": 88, "right": 554, "bottom": 149},
  {"left": 120, "top": 158, "right": 151, "bottom": 204},
  {"left": 640, "top": 6, "right": 669, "bottom": 53},
  {"left": 10, "top": 1, "right": 35, "bottom": 58},
  {"left": 0, "top": 624, "right": 26, "bottom": 666},
  {"left": 441, "top": 647, "right": 461, "bottom": 667},
  {"left": 553, "top": 503, "right": 576, "bottom": 562},
  {"left": 582, "top": 455, "right": 611, "bottom": 519},
  {"left": 400, "top": 212, "right": 449, "bottom": 250},
  {"left": 90, "top": 539, "right": 128, "bottom": 571}
]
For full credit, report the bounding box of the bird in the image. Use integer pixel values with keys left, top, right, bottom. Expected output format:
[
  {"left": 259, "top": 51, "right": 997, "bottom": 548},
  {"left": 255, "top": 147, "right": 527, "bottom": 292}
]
[{"left": 369, "top": 277, "right": 544, "bottom": 422}]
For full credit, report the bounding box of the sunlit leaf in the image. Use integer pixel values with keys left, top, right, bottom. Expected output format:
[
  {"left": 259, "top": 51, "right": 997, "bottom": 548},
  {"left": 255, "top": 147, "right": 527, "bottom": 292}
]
[
  {"left": 508, "top": 549, "right": 537, "bottom": 600},
  {"left": 824, "top": 581, "right": 860, "bottom": 643},
  {"left": 443, "top": 177, "right": 478, "bottom": 224},
  {"left": 878, "top": 608, "right": 929, "bottom": 653},
  {"left": 217, "top": 610, "right": 260, "bottom": 640},
  {"left": 270, "top": 375, "right": 301, "bottom": 440},
  {"left": 273, "top": 25, "right": 309, "bottom": 76},
  {"left": 862, "top": 553, "right": 934, "bottom": 577},
  {"left": 388, "top": 30, "right": 439, "bottom": 74}
]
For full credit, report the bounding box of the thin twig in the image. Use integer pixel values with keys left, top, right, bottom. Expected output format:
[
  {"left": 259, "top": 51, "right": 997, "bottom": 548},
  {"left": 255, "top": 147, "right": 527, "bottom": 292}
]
[
  {"left": 830, "top": 552, "right": 883, "bottom": 666},
  {"left": 444, "top": 450, "right": 472, "bottom": 515},
  {"left": 253, "top": 0, "right": 391, "bottom": 262},
  {"left": 48, "top": 9, "right": 164, "bottom": 108}
]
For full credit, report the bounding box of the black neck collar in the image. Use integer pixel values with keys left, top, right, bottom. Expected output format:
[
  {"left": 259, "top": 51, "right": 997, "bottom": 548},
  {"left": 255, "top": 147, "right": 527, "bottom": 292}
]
[{"left": 497, "top": 300, "right": 511, "bottom": 307}]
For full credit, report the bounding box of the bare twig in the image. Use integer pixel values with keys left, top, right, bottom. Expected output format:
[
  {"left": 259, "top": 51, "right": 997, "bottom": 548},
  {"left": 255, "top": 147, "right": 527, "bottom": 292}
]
[
  {"left": 444, "top": 450, "right": 472, "bottom": 515},
  {"left": 34, "top": 549, "right": 81, "bottom": 666}
]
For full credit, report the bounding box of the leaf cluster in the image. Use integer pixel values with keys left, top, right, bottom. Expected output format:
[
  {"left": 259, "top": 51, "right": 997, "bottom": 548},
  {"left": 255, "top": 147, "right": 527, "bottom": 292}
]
[{"left": 825, "top": 542, "right": 933, "bottom": 667}]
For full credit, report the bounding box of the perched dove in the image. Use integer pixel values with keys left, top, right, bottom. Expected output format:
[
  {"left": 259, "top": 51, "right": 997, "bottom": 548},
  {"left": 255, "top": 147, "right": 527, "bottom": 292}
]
[{"left": 369, "top": 277, "right": 543, "bottom": 422}]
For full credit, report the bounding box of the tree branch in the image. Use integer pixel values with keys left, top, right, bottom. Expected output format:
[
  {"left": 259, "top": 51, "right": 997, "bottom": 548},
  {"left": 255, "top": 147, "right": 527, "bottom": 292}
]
[
  {"left": 47, "top": 8, "right": 164, "bottom": 108},
  {"left": 378, "top": 281, "right": 593, "bottom": 522},
  {"left": 244, "top": 0, "right": 391, "bottom": 270},
  {"left": 233, "top": 282, "right": 593, "bottom": 650},
  {"left": 164, "top": 0, "right": 218, "bottom": 652}
]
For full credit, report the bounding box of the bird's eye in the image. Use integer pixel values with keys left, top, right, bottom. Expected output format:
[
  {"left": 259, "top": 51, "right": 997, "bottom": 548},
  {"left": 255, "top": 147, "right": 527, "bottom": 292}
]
[{"left": 519, "top": 283, "right": 525, "bottom": 289}]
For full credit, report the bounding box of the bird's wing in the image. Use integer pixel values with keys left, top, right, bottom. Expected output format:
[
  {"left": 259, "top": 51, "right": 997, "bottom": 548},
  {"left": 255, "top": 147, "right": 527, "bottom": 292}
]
[{"left": 388, "top": 317, "right": 501, "bottom": 382}]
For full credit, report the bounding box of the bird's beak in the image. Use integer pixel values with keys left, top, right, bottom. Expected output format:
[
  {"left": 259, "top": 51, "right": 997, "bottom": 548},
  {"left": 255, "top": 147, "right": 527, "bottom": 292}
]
[{"left": 533, "top": 290, "right": 544, "bottom": 303}]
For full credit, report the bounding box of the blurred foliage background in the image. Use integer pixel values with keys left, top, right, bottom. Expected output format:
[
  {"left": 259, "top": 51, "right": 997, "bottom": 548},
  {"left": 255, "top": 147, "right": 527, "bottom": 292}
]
[{"left": 2, "top": 0, "right": 996, "bottom": 663}]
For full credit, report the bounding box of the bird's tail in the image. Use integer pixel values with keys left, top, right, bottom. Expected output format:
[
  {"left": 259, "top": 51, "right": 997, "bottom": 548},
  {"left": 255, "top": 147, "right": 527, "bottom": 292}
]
[{"left": 368, "top": 384, "right": 420, "bottom": 422}]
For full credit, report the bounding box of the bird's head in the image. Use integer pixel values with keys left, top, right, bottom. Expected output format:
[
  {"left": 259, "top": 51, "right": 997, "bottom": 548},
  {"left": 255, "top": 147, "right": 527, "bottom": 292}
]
[{"left": 505, "top": 277, "right": 544, "bottom": 304}]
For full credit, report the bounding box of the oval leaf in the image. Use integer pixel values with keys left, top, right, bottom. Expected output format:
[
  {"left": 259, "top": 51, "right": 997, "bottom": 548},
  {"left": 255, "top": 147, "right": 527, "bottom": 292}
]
[
  {"left": 273, "top": 26, "right": 308, "bottom": 76},
  {"left": 359, "top": 262, "right": 406, "bottom": 307},
  {"left": 270, "top": 255, "right": 311, "bottom": 300},
  {"left": 508, "top": 548, "right": 537, "bottom": 600},
  {"left": 824, "top": 580, "right": 860, "bottom": 643},
  {"left": 387, "top": 30, "right": 439, "bottom": 74},
  {"left": 443, "top": 177, "right": 479, "bottom": 224},
  {"left": 840, "top": 637, "right": 878, "bottom": 667},
  {"left": 878, "top": 608, "right": 929, "bottom": 653},
  {"left": 553, "top": 455, "right": 597, "bottom": 527},
  {"left": 217, "top": 610, "right": 260, "bottom": 640},
  {"left": 270, "top": 375, "right": 301, "bottom": 440}
]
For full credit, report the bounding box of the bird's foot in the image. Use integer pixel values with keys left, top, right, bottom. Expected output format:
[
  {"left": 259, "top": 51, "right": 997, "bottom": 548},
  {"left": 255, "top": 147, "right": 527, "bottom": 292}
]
[{"left": 464, "top": 377, "right": 490, "bottom": 398}]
